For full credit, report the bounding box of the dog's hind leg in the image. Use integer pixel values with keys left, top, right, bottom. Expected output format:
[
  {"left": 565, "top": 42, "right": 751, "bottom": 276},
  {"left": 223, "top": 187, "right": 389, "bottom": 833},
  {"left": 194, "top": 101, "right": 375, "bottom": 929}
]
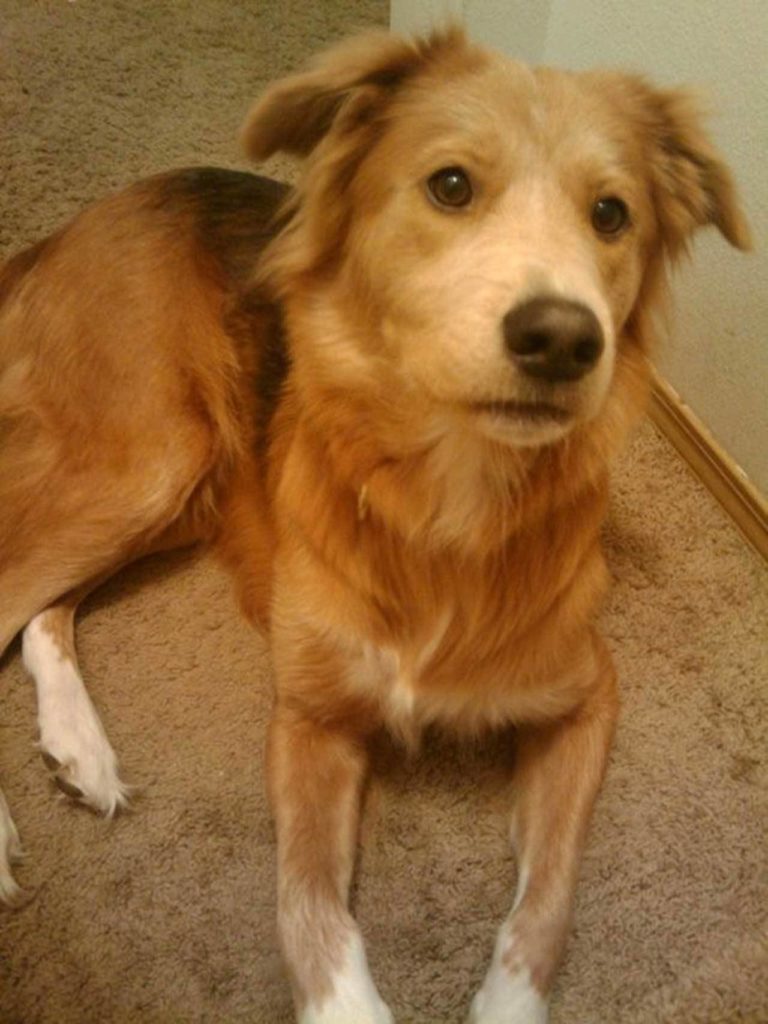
[
  {"left": 18, "top": 510, "right": 209, "bottom": 815},
  {"left": 22, "top": 595, "right": 129, "bottom": 816},
  {"left": 0, "top": 566, "right": 110, "bottom": 903},
  {"left": 0, "top": 555, "right": 132, "bottom": 902},
  {"left": 0, "top": 573, "right": 114, "bottom": 904},
  {"left": 17, "top": 503, "right": 209, "bottom": 817},
  {"left": 0, "top": 788, "right": 23, "bottom": 904},
  {"left": 0, "top": 454, "right": 220, "bottom": 903}
]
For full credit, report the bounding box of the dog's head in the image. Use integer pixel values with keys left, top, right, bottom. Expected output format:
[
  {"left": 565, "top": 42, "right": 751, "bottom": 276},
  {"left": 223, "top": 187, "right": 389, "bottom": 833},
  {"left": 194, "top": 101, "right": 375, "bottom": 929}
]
[{"left": 243, "top": 29, "right": 749, "bottom": 450}]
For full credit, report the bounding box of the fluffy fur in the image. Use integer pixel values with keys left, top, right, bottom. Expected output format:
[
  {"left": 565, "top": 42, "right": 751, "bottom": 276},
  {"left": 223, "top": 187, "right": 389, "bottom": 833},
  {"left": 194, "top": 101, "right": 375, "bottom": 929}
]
[{"left": 0, "top": 27, "right": 749, "bottom": 1023}]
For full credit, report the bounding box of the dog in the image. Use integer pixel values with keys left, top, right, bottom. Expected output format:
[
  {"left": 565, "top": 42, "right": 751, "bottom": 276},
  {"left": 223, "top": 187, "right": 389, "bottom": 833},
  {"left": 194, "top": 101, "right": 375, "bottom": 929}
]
[{"left": 0, "top": 26, "right": 749, "bottom": 1024}]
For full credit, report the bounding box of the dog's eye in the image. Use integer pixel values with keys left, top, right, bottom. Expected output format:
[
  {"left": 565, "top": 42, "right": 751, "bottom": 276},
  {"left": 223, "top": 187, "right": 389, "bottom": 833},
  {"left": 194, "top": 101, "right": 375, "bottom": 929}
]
[
  {"left": 592, "top": 197, "right": 629, "bottom": 235},
  {"left": 427, "top": 167, "right": 473, "bottom": 209}
]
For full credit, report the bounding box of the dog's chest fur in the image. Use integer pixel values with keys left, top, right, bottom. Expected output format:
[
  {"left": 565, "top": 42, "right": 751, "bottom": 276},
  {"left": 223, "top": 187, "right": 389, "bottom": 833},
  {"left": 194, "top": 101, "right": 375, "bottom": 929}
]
[{"left": 281, "top": 471, "right": 611, "bottom": 741}]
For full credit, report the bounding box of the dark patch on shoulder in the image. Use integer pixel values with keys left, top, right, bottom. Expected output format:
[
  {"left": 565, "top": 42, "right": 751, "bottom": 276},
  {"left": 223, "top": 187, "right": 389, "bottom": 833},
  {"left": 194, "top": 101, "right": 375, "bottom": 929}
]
[
  {"left": 148, "top": 167, "right": 290, "bottom": 287},
  {"left": 147, "top": 168, "right": 293, "bottom": 445},
  {"left": 253, "top": 302, "right": 290, "bottom": 445},
  {"left": 226, "top": 289, "right": 290, "bottom": 451},
  {"left": 0, "top": 235, "right": 58, "bottom": 306}
]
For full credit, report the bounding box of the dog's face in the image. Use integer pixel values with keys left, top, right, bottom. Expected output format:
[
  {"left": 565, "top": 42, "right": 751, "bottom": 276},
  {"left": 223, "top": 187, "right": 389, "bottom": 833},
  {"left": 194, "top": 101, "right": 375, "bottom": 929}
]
[
  {"left": 245, "top": 29, "right": 749, "bottom": 450},
  {"left": 344, "top": 62, "right": 657, "bottom": 447}
]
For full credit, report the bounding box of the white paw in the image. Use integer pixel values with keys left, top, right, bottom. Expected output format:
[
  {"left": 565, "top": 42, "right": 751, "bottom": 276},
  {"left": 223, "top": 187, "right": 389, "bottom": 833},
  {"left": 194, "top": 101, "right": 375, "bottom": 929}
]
[
  {"left": 298, "top": 931, "right": 394, "bottom": 1024},
  {"left": 468, "top": 965, "right": 548, "bottom": 1024},
  {"left": 23, "top": 620, "right": 130, "bottom": 816},
  {"left": 39, "top": 729, "right": 130, "bottom": 816},
  {"left": 301, "top": 999, "right": 393, "bottom": 1024},
  {"left": 0, "top": 789, "right": 24, "bottom": 905}
]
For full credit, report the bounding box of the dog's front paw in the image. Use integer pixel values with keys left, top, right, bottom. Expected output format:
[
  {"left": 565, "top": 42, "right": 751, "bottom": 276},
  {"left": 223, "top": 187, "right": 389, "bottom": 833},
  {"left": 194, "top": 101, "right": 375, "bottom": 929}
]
[
  {"left": 300, "top": 997, "right": 394, "bottom": 1024},
  {"left": 298, "top": 968, "right": 395, "bottom": 1024},
  {"left": 468, "top": 965, "right": 548, "bottom": 1024},
  {"left": 297, "top": 929, "right": 394, "bottom": 1024}
]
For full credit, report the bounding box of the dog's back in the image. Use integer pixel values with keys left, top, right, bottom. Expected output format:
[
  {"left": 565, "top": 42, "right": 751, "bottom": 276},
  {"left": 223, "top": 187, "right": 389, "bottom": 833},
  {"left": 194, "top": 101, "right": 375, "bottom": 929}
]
[{"left": 0, "top": 169, "right": 287, "bottom": 657}]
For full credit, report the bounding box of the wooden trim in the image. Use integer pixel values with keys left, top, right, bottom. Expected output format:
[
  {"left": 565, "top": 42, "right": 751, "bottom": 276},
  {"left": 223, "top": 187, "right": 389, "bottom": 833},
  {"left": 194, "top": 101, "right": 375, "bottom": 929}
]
[{"left": 647, "top": 374, "right": 768, "bottom": 561}]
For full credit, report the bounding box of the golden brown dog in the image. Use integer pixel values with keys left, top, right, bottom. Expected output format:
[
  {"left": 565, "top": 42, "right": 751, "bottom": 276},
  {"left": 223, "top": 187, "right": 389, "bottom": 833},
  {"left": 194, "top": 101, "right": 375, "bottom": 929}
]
[{"left": 0, "top": 28, "right": 749, "bottom": 1024}]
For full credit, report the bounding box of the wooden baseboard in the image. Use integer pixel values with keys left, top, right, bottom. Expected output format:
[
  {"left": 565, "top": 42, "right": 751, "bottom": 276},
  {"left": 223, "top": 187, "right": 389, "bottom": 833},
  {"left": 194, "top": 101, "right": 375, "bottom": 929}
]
[{"left": 647, "top": 375, "right": 768, "bottom": 561}]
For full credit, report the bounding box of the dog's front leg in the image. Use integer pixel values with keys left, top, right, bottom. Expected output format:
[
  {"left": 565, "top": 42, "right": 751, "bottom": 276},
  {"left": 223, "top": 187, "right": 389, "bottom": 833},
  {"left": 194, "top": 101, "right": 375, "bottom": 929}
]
[
  {"left": 469, "top": 635, "right": 619, "bottom": 1024},
  {"left": 268, "top": 703, "right": 393, "bottom": 1024}
]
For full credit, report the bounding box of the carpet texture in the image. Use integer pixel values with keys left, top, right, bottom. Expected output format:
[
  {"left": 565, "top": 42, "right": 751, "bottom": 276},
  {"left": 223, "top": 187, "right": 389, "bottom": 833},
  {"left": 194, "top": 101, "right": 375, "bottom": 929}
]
[{"left": 1, "top": 3, "right": 766, "bottom": 1022}]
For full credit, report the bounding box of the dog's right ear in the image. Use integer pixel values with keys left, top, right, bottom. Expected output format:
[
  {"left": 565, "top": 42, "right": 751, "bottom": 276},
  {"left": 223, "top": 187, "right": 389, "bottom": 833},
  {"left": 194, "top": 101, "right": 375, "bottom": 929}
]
[{"left": 241, "top": 28, "right": 465, "bottom": 161}]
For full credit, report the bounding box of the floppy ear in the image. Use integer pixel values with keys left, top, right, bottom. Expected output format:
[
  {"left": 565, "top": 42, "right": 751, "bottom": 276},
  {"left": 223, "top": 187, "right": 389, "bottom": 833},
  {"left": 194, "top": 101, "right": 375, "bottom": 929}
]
[
  {"left": 644, "top": 86, "right": 751, "bottom": 255},
  {"left": 243, "top": 27, "right": 473, "bottom": 292},
  {"left": 241, "top": 29, "right": 464, "bottom": 161}
]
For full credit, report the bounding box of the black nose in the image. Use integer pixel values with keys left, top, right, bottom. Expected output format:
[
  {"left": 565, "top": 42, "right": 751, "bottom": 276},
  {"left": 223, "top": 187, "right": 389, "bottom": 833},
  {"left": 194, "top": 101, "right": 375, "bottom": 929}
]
[{"left": 503, "top": 296, "right": 604, "bottom": 383}]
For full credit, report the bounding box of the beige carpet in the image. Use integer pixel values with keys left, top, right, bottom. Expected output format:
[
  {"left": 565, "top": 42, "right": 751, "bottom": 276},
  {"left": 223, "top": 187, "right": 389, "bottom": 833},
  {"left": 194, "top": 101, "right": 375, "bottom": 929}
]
[{"left": 1, "top": 3, "right": 766, "bottom": 1022}]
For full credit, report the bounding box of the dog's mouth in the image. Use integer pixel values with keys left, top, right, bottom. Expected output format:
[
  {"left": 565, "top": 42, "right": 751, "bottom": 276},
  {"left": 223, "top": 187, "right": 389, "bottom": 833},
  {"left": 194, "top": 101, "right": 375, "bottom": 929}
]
[{"left": 470, "top": 400, "right": 571, "bottom": 424}]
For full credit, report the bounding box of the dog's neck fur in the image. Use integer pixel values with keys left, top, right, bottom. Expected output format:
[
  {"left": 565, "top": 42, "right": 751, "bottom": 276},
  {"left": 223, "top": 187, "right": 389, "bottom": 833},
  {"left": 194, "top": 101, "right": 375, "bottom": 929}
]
[{"left": 269, "top": 362, "right": 614, "bottom": 659}]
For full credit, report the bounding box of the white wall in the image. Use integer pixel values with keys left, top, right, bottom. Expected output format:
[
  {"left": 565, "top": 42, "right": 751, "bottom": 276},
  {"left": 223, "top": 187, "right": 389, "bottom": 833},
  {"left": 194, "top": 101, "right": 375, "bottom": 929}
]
[
  {"left": 391, "top": 0, "right": 549, "bottom": 61},
  {"left": 391, "top": 0, "right": 767, "bottom": 495}
]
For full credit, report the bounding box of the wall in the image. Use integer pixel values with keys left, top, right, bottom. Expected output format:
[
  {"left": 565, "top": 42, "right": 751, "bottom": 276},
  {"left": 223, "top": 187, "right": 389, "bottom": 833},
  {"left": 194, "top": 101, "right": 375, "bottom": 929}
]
[
  {"left": 391, "top": 0, "right": 767, "bottom": 495},
  {"left": 391, "top": 0, "right": 548, "bottom": 60}
]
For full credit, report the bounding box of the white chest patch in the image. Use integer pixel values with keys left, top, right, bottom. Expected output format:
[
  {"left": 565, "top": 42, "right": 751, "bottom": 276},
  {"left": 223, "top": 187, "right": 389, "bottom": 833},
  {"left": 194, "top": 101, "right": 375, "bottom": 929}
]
[
  {"left": 351, "top": 610, "right": 452, "bottom": 736},
  {"left": 353, "top": 643, "right": 415, "bottom": 738}
]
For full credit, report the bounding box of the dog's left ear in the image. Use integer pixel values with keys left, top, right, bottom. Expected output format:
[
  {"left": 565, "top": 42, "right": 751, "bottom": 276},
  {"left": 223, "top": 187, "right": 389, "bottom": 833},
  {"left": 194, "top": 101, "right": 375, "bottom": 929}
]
[
  {"left": 241, "top": 28, "right": 466, "bottom": 161},
  {"left": 643, "top": 86, "right": 752, "bottom": 255}
]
